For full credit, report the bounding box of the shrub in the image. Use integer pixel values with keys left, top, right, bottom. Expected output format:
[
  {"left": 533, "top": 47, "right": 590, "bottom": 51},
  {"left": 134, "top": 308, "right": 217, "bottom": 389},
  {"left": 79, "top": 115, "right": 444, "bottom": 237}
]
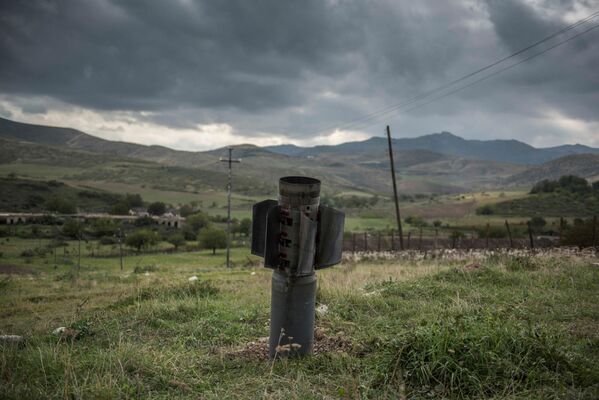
[
  {"left": 99, "top": 236, "right": 116, "bottom": 245},
  {"left": 20, "top": 249, "right": 35, "bottom": 257},
  {"left": 133, "top": 265, "right": 158, "bottom": 274},
  {"left": 506, "top": 256, "right": 538, "bottom": 272},
  {"left": 476, "top": 205, "right": 494, "bottom": 215},
  {"left": 45, "top": 195, "right": 76, "bottom": 214}
]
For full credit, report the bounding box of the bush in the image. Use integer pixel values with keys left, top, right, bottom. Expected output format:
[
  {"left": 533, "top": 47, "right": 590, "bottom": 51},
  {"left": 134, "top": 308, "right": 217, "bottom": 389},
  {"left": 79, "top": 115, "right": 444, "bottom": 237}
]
[
  {"left": 20, "top": 249, "right": 35, "bottom": 257},
  {"left": 45, "top": 195, "right": 76, "bottom": 214},
  {"left": 476, "top": 205, "right": 494, "bottom": 215},
  {"left": 476, "top": 226, "right": 507, "bottom": 239},
  {"left": 99, "top": 236, "right": 116, "bottom": 245},
  {"left": 62, "top": 219, "right": 84, "bottom": 239},
  {"left": 506, "top": 256, "right": 538, "bottom": 272},
  {"left": 133, "top": 265, "right": 158, "bottom": 274}
]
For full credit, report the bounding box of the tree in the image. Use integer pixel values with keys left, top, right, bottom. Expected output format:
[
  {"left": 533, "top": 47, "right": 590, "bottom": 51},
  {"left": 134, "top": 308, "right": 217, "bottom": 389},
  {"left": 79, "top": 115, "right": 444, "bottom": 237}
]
[
  {"left": 529, "top": 216, "right": 547, "bottom": 233},
  {"left": 91, "top": 218, "right": 117, "bottom": 238},
  {"left": 167, "top": 232, "right": 186, "bottom": 250},
  {"left": 110, "top": 193, "right": 144, "bottom": 215},
  {"left": 558, "top": 175, "right": 590, "bottom": 194},
  {"left": 179, "top": 204, "right": 195, "bottom": 217},
  {"left": 198, "top": 226, "right": 227, "bottom": 255},
  {"left": 45, "top": 195, "right": 76, "bottom": 214},
  {"left": 186, "top": 212, "right": 211, "bottom": 232},
  {"left": 125, "top": 229, "right": 159, "bottom": 253},
  {"left": 62, "top": 219, "right": 84, "bottom": 239},
  {"left": 124, "top": 193, "right": 143, "bottom": 208},
  {"left": 148, "top": 201, "right": 166, "bottom": 216},
  {"left": 237, "top": 218, "right": 252, "bottom": 236}
]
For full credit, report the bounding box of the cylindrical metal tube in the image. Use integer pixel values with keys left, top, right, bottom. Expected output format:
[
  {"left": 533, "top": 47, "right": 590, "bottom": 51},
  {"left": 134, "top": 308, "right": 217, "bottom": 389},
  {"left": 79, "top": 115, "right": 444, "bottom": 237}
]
[
  {"left": 269, "top": 176, "right": 320, "bottom": 358},
  {"left": 269, "top": 270, "right": 316, "bottom": 358}
]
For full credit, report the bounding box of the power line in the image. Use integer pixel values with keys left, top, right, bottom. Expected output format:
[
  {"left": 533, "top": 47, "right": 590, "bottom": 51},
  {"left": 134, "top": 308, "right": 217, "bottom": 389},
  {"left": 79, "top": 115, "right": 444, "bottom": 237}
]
[
  {"left": 350, "top": 21, "right": 599, "bottom": 131},
  {"left": 306, "top": 10, "right": 599, "bottom": 136}
]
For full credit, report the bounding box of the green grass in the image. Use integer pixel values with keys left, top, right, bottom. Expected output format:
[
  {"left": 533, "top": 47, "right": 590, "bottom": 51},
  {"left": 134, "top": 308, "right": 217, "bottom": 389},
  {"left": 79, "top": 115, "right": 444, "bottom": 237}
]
[{"left": 1, "top": 236, "right": 598, "bottom": 398}]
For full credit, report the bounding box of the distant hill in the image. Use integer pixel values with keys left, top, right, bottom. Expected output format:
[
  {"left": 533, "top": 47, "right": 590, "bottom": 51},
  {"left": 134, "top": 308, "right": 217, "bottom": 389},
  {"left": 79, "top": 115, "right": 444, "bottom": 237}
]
[
  {"left": 0, "top": 117, "right": 217, "bottom": 168},
  {"left": 2, "top": 116, "right": 597, "bottom": 195},
  {"left": 265, "top": 132, "right": 599, "bottom": 165},
  {"left": 506, "top": 154, "right": 599, "bottom": 185},
  {"left": 0, "top": 177, "right": 122, "bottom": 213}
]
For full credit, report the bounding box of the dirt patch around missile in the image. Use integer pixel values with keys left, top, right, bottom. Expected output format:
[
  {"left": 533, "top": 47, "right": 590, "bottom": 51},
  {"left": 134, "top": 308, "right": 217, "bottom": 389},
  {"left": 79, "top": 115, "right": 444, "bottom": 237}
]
[{"left": 224, "top": 328, "right": 355, "bottom": 361}]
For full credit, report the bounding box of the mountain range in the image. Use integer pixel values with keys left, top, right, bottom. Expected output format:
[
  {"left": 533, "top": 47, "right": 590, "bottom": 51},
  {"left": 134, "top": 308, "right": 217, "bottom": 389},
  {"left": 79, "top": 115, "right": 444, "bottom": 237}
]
[
  {"left": 1, "top": 116, "right": 598, "bottom": 196},
  {"left": 265, "top": 132, "right": 599, "bottom": 165}
]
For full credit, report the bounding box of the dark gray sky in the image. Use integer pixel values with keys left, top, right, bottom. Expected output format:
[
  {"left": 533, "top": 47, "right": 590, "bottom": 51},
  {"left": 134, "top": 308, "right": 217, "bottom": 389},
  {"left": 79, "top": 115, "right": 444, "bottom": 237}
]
[{"left": 1, "top": 0, "right": 598, "bottom": 150}]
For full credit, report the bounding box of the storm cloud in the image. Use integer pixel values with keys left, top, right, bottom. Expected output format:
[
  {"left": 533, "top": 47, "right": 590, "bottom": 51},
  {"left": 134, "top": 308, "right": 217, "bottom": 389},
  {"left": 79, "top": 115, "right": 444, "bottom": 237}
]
[{"left": 0, "top": 0, "right": 598, "bottom": 150}]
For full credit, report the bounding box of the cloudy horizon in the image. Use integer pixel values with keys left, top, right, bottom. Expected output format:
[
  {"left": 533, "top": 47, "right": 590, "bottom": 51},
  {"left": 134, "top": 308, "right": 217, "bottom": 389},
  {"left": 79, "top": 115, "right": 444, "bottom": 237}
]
[{"left": 1, "top": 0, "right": 598, "bottom": 151}]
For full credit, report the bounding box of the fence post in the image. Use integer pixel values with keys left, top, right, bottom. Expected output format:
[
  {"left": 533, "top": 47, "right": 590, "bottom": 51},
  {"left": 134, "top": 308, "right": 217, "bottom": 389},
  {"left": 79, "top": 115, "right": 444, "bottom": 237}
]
[
  {"left": 527, "top": 221, "right": 534, "bottom": 249},
  {"left": 407, "top": 232, "right": 411, "bottom": 250},
  {"left": 505, "top": 220, "right": 513, "bottom": 248},
  {"left": 485, "top": 223, "right": 490, "bottom": 249},
  {"left": 592, "top": 216, "right": 597, "bottom": 247},
  {"left": 559, "top": 217, "right": 564, "bottom": 244},
  {"left": 364, "top": 232, "right": 368, "bottom": 251},
  {"left": 418, "top": 228, "right": 423, "bottom": 251},
  {"left": 352, "top": 233, "right": 356, "bottom": 253},
  {"left": 390, "top": 229, "right": 395, "bottom": 251},
  {"left": 377, "top": 232, "right": 381, "bottom": 252},
  {"left": 434, "top": 229, "right": 438, "bottom": 250}
]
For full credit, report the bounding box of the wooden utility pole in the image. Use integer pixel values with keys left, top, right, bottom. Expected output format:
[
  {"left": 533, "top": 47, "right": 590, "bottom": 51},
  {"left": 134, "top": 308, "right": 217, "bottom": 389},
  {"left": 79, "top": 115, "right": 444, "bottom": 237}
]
[
  {"left": 117, "top": 229, "right": 124, "bottom": 271},
  {"left": 220, "top": 147, "right": 241, "bottom": 269},
  {"left": 386, "top": 126, "right": 404, "bottom": 250},
  {"left": 505, "top": 220, "right": 513, "bottom": 248}
]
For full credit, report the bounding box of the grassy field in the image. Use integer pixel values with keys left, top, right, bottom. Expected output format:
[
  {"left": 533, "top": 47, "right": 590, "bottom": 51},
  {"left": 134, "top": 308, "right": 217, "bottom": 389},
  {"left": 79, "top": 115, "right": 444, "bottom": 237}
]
[{"left": 1, "top": 237, "right": 598, "bottom": 399}]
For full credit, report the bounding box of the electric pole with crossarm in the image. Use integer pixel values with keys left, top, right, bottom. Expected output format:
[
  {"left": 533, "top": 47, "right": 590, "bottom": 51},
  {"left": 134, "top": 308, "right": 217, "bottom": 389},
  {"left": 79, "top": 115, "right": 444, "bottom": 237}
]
[{"left": 220, "top": 147, "right": 241, "bottom": 268}]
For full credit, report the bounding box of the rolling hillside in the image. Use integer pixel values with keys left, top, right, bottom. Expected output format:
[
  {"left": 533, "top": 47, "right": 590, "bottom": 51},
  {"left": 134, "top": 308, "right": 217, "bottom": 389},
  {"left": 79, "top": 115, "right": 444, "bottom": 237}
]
[
  {"left": 506, "top": 153, "right": 599, "bottom": 185},
  {"left": 2, "top": 116, "right": 597, "bottom": 196}
]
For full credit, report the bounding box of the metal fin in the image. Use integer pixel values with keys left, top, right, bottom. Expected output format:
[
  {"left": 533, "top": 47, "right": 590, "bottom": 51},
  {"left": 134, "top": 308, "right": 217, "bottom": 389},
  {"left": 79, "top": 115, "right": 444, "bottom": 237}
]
[
  {"left": 315, "top": 206, "right": 345, "bottom": 269},
  {"left": 251, "top": 199, "right": 277, "bottom": 257},
  {"left": 297, "top": 212, "right": 317, "bottom": 276},
  {"left": 263, "top": 205, "right": 281, "bottom": 269}
]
